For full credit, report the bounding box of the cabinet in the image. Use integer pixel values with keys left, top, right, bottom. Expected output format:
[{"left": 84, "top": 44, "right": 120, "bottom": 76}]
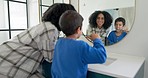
[
  {"left": 88, "top": 53, "right": 145, "bottom": 78},
  {"left": 87, "top": 71, "right": 115, "bottom": 78}
]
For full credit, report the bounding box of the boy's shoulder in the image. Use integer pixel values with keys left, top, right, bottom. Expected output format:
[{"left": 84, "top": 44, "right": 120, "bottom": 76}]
[
  {"left": 76, "top": 40, "right": 89, "bottom": 46},
  {"left": 109, "top": 31, "right": 116, "bottom": 34}
]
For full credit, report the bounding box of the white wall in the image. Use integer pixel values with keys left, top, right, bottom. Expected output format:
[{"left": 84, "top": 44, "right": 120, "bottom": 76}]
[
  {"left": 106, "top": 0, "right": 148, "bottom": 78},
  {"left": 71, "top": 0, "right": 148, "bottom": 77},
  {"left": 27, "top": 0, "right": 40, "bottom": 27},
  {"left": 79, "top": 0, "right": 135, "bottom": 11},
  {"left": 70, "top": 0, "right": 79, "bottom": 12}
]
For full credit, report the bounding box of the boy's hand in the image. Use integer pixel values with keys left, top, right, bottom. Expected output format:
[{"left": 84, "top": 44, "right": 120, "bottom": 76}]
[{"left": 87, "top": 33, "right": 101, "bottom": 41}]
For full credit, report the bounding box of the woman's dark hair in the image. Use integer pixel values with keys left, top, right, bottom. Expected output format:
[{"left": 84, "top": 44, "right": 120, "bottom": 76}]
[
  {"left": 115, "top": 17, "right": 126, "bottom": 26},
  {"left": 89, "top": 11, "right": 113, "bottom": 29},
  {"left": 59, "top": 10, "right": 83, "bottom": 36},
  {"left": 42, "top": 3, "right": 76, "bottom": 31}
]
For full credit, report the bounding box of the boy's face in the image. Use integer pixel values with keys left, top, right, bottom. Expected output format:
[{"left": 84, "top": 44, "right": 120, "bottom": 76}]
[{"left": 115, "top": 21, "right": 124, "bottom": 32}]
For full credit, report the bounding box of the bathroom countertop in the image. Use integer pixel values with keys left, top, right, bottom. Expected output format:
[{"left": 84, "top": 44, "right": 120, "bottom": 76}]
[{"left": 88, "top": 53, "right": 145, "bottom": 78}]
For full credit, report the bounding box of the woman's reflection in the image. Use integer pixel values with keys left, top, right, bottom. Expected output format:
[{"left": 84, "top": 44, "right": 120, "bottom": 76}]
[
  {"left": 107, "top": 17, "right": 127, "bottom": 45},
  {"left": 86, "top": 11, "right": 113, "bottom": 45}
]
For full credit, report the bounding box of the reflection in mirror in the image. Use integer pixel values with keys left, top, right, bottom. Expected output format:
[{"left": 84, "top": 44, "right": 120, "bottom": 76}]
[
  {"left": 86, "top": 10, "right": 113, "bottom": 45},
  {"left": 107, "top": 17, "right": 127, "bottom": 45},
  {"left": 79, "top": 0, "right": 135, "bottom": 46}
]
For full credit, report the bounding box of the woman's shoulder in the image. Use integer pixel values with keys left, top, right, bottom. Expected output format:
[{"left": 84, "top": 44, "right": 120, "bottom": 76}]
[
  {"left": 42, "top": 22, "right": 58, "bottom": 30},
  {"left": 38, "top": 22, "right": 58, "bottom": 32},
  {"left": 87, "top": 25, "right": 94, "bottom": 29}
]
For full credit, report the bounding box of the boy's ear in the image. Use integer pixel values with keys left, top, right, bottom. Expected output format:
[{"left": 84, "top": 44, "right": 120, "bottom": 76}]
[{"left": 76, "top": 27, "right": 81, "bottom": 34}]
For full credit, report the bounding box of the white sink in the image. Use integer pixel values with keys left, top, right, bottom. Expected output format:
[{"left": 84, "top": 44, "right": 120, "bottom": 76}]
[{"left": 103, "top": 57, "right": 117, "bottom": 66}]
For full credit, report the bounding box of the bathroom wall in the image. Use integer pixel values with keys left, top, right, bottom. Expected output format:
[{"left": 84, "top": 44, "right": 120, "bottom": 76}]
[
  {"left": 0, "top": 0, "right": 148, "bottom": 77},
  {"left": 71, "top": 0, "right": 148, "bottom": 77},
  {"left": 106, "top": 0, "right": 148, "bottom": 78}
]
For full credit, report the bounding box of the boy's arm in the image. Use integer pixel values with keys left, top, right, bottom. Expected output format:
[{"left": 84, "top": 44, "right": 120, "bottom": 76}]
[
  {"left": 81, "top": 38, "right": 107, "bottom": 64},
  {"left": 107, "top": 31, "right": 114, "bottom": 45}
]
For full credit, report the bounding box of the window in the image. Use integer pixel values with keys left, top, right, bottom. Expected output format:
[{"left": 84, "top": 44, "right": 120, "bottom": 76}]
[
  {"left": 0, "top": 0, "right": 70, "bottom": 44},
  {"left": 0, "top": 0, "right": 28, "bottom": 44},
  {"left": 39, "top": 0, "right": 53, "bottom": 18},
  {"left": 39, "top": 0, "right": 69, "bottom": 37},
  {"left": 39, "top": 0, "right": 69, "bottom": 19}
]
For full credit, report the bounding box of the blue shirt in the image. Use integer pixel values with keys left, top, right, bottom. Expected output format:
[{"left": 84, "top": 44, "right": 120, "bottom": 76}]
[
  {"left": 107, "top": 31, "right": 127, "bottom": 45},
  {"left": 51, "top": 38, "right": 107, "bottom": 78}
]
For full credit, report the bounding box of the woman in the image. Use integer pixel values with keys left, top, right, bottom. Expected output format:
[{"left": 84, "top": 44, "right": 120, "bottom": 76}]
[
  {"left": 87, "top": 11, "right": 113, "bottom": 45},
  {"left": 0, "top": 3, "right": 76, "bottom": 78}
]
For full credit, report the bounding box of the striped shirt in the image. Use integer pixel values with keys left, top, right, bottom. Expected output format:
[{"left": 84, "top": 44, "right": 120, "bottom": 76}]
[{"left": 0, "top": 22, "right": 58, "bottom": 78}]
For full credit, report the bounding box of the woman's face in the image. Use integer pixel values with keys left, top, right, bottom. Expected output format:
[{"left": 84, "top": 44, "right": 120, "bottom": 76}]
[
  {"left": 115, "top": 21, "right": 124, "bottom": 32},
  {"left": 96, "top": 13, "right": 105, "bottom": 28}
]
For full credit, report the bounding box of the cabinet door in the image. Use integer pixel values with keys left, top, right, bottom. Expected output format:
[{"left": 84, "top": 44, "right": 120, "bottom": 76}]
[{"left": 87, "top": 71, "right": 115, "bottom": 78}]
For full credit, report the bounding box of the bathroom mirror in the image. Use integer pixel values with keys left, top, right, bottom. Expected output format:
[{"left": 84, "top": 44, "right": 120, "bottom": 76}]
[{"left": 78, "top": 0, "right": 136, "bottom": 46}]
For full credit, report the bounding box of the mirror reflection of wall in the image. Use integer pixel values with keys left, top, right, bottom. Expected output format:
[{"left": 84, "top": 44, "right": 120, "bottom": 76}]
[{"left": 79, "top": 0, "right": 135, "bottom": 46}]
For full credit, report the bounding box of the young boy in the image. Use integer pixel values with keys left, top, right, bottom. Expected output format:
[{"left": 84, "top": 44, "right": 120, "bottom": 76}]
[
  {"left": 107, "top": 17, "right": 127, "bottom": 45},
  {"left": 51, "top": 10, "right": 107, "bottom": 78}
]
